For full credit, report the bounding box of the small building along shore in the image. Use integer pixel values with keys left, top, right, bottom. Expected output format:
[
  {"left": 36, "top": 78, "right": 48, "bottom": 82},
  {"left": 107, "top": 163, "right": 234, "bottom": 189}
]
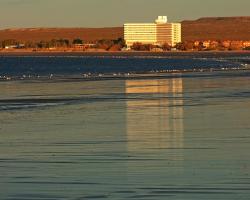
[{"left": 124, "top": 16, "right": 181, "bottom": 48}]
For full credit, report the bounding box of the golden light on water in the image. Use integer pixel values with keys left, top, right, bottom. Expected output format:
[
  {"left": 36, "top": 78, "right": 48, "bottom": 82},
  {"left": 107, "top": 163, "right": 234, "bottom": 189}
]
[{"left": 126, "top": 78, "right": 184, "bottom": 155}]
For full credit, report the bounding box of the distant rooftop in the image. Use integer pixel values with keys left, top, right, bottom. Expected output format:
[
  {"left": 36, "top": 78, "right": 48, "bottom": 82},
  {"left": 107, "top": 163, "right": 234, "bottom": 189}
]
[{"left": 155, "top": 16, "right": 168, "bottom": 24}]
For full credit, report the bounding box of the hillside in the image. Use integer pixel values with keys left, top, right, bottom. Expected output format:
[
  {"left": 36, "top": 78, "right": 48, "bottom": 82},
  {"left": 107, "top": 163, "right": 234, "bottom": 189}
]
[
  {"left": 182, "top": 17, "right": 250, "bottom": 41},
  {"left": 0, "top": 17, "right": 249, "bottom": 42},
  {"left": 0, "top": 27, "right": 123, "bottom": 42}
]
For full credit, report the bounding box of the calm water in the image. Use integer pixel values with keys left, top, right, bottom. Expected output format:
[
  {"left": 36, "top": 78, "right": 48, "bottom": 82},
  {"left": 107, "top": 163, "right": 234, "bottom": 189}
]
[
  {"left": 0, "top": 54, "right": 250, "bottom": 199},
  {"left": 0, "top": 52, "right": 249, "bottom": 78}
]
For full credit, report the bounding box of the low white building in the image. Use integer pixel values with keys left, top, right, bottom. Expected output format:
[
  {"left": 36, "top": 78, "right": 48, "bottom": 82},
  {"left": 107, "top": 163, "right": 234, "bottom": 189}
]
[
  {"left": 5, "top": 44, "right": 25, "bottom": 49},
  {"left": 124, "top": 16, "right": 181, "bottom": 47}
]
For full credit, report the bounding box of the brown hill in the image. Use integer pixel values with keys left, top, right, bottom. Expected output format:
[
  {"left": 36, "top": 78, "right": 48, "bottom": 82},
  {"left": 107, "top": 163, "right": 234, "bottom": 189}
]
[
  {"left": 0, "top": 27, "right": 123, "bottom": 42},
  {"left": 0, "top": 17, "right": 249, "bottom": 42},
  {"left": 182, "top": 16, "right": 250, "bottom": 41}
]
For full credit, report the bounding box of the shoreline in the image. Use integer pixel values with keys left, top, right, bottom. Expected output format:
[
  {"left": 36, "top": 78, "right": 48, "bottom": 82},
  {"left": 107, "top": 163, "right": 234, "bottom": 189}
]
[
  {"left": 0, "top": 50, "right": 250, "bottom": 56},
  {"left": 1, "top": 68, "right": 249, "bottom": 83}
]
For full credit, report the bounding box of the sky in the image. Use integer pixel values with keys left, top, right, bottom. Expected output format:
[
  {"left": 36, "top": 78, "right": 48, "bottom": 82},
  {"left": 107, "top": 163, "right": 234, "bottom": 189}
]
[{"left": 0, "top": 0, "right": 249, "bottom": 29}]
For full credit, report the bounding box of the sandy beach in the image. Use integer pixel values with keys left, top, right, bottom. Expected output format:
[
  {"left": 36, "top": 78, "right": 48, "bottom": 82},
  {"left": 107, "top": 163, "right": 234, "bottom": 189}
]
[{"left": 0, "top": 49, "right": 250, "bottom": 57}]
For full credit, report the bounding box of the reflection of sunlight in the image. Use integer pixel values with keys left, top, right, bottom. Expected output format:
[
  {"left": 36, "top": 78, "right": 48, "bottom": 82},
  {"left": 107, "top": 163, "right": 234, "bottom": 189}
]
[{"left": 126, "top": 78, "right": 184, "bottom": 155}]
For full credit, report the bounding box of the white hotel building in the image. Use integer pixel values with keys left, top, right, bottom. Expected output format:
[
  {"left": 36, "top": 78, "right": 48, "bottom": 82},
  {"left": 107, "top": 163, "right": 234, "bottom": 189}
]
[{"left": 124, "top": 16, "right": 181, "bottom": 47}]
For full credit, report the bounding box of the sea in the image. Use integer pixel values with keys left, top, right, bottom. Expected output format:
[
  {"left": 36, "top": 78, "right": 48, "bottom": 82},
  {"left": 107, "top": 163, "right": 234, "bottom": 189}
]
[{"left": 0, "top": 52, "right": 250, "bottom": 200}]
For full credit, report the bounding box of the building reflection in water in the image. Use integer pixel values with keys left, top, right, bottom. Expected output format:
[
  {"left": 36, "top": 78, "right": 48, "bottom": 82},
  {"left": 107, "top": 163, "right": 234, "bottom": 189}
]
[{"left": 125, "top": 78, "right": 184, "bottom": 156}]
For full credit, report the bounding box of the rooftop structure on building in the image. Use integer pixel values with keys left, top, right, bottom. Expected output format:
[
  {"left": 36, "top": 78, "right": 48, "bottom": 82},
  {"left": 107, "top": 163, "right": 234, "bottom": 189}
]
[{"left": 155, "top": 16, "right": 168, "bottom": 24}]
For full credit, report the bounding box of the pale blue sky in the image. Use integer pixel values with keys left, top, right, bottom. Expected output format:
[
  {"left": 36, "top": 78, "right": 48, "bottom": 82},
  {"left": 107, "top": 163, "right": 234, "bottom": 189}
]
[{"left": 0, "top": 0, "right": 249, "bottom": 29}]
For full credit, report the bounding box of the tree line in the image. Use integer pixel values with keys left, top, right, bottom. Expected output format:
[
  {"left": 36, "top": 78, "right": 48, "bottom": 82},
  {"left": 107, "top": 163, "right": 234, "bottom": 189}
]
[
  {"left": 0, "top": 38, "right": 126, "bottom": 51},
  {"left": 131, "top": 40, "right": 250, "bottom": 51},
  {"left": 0, "top": 38, "right": 249, "bottom": 51}
]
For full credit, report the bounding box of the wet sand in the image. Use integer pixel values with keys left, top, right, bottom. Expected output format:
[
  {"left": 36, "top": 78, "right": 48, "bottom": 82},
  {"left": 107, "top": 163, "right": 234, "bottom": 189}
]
[{"left": 0, "top": 71, "right": 250, "bottom": 199}]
